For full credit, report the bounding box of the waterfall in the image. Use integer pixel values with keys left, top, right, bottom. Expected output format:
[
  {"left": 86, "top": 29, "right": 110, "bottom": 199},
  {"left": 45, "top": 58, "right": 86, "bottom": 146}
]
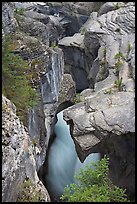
[{"left": 45, "top": 111, "right": 100, "bottom": 199}]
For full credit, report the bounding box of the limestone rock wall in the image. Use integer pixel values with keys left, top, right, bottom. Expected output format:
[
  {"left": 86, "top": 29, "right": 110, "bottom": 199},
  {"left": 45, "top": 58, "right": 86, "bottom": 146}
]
[{"left": 2, "top": 95, "right": 51, "bottom": 202}]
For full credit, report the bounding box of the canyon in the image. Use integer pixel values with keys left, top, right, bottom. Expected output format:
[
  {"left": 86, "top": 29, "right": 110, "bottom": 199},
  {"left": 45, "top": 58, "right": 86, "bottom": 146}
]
[{"left": 2, "top": 2, "right": 135, "bottom": 202}]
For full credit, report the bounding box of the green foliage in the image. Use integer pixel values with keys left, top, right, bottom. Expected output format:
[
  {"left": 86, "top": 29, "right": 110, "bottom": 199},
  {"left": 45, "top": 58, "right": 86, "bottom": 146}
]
[
  {"left": 103, "top": 47, "right": 106, "bottom": 58},
  {"left": 114, "top": 52, "right": 125, "bottom": 61},
  {"left": 81, "top": 27, "right": 87, "bottom": 35},
  {"left": 104, "top": 88, "right": 113, "bottom": 94},
  {"left": 100, "top": 47, "right": 107, "bottom": 68},
  {"left": 114, "top": 52, "right": 125, "bottom": 76},
  {"left": 2, "top": 104, "right": 8, "bottom": 113},
  {"left": 114, "top": 3, "right": 121, "bottom": 10},
  {"left": 127, "top": 43, "right": 132, "bottom": 54},
  {"left": 73, "top": 93, "right": 84, "bottom": 104},
  {"left": 2, "top": 34, "right": 40, "bottom": 126},
  {"left": 15, "top": 8, "right": 25, "bottom": 15},
  {"left": 60, "top": 155, "right": 130, "bottom": 202},
  {"left": 114, "top": 77, "right": 123, "bottom": 91},
  {"left": 114, "top": 61, "right": 123, "bottom": 76},
  {"left": 51, "top": 41, "right": 57, "bottom": 48},
  {"left": 17, "top": 178, "right": 45, "bottom": 202},
  {"left": 32, "top": 138, "right": 37, "bottom": 146}
]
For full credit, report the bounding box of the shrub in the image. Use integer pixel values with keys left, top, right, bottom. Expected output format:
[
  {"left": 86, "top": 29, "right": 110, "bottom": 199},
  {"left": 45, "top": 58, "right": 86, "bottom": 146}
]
[
  {"left": 60, "top": 155, "right": 130, "bottom": 202},
  {"left": 15, "top": 8, "right": 25, "bottom": 15},
  {"left": 81, "top": 27, "right": 87, "bottom": 35},
  {"left": 114, "top": 52, "right": 125, "bottom": 77},
  {"left": 127, "top": 43, "right": 132, "bottom": 54},
  {"left": 114, "top": 77, "right": 123, "bottom": 91},
  {"left": 2, "top": 34, "right": 40, "bottom": 126},
  {"left": 17, "top": 178, "right": 45, "bottom": 202},
  {"left": 114, "top": 3, "right": 121, "bottom": 10},
  {"left": 73, "top": 93, "right": 84, "bottom": 104},
  {"left": 51, "top": 41, "right": 57, "bottom": 48},
  {"left": 114, "top": 61, "right": 123, "bottom": 76},
  {"left": 114, "top": 52, "right": 125, "bottom": 61}
]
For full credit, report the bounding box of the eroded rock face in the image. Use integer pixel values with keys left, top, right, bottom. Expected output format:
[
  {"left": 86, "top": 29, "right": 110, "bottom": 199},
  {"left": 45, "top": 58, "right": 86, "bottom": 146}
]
[
  {"left": 63, "top": 3, "right": 135, "bottom": 198},
  {"left": 63, "top": 90, "right": 135, "bottom": 197},
  {"left": 83, "top": 2, "right": 135, "bottom": 87},
  {"left": 63, "top": 91, "right": 135, "bottom": 158},
  {"left": 59, "top": 33, "right": 90, "bottom": 91},
  {"left": 2, "top": 95, "right": 50, "bottom": 202},
  {"left": 8, "top": 31, "right": 64, "bottom": 170}
]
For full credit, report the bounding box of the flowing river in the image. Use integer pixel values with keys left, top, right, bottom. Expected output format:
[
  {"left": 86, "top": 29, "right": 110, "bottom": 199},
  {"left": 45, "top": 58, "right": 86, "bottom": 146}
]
[{"left": 45, "top": 110, "right": 100, "bottom": 200}]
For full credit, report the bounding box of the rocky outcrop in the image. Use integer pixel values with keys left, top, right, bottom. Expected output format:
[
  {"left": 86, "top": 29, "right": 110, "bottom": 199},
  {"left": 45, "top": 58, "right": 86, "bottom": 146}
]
[
  {"left": 83, "top": 2, "right": 135, "bottom": 86},
  {"left": 64, "top": 91, "right": 135, "bottom": 159},
  {"left": 63, "top": 2, "right": 135, "bottom": 199},
  {"left": 63, "top": 90, "right": 135, "bottom": 198},
  {"left": 59, "top": 33, "right": 90, "bottom": 91},
  {"left": 34, "top": 2, "right": 104, "bottom": 36},
  {"left": 2, "top": 95, "right": 50, "bottom": 202},
  {"left": 59, "top": 2, "right": 135, "bottom": 92}
]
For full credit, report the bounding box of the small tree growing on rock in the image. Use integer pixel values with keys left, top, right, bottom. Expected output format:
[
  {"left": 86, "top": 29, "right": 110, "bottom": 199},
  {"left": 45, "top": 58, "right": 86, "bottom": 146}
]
[{"left": 60, "top": 155, "right": 130, "bottom": 202}]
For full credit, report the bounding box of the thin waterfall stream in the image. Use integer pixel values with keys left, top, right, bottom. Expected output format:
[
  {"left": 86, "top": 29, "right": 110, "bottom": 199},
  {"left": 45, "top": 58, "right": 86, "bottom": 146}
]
[{"left": 45, "top": 110, "right": 100, "bottom": 200}]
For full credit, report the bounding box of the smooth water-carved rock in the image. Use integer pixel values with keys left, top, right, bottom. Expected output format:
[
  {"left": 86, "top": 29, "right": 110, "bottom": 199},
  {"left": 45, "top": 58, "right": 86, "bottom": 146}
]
[
  {"left": 63, "top": 90, "right": 135, "bottom": 198},
  {"left": 40, "top": 47, "right": 64, "bottom": 104},
  {"left": 2, "top": 95, "right": 50, "bottom": 202},
  {"left": 64, "top": 91, "right": 135, "bottom": 158}
]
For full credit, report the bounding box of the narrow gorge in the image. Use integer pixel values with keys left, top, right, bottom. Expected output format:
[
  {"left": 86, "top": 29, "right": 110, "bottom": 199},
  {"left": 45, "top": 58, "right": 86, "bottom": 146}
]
[{"left": 2, "top": 2, "right": 135, "bottom": 202}]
